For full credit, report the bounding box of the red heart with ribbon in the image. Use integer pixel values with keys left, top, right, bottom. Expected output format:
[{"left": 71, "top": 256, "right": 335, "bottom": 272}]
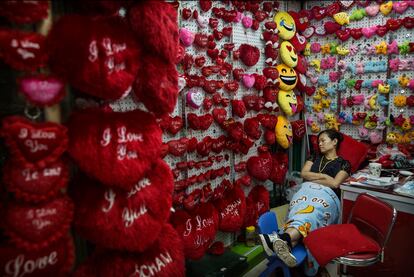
[
  {"left": 1, "top": 116, "right": 68, "bottom": 168},
  {"left": 72, "top": 159, "right": 173, "bottom": 252},
  {"left": 18, "top": 75, "right": 65, "bottom": 107},
  {"left": 67, "top": 109, "right": 162, "bottom": 190},
  {"left": 4, "top": 196, "right": 73, "bottom": 250},
  {"left": 3, "top": 160, "right": 68, "bottom": 203},
  {"left": 171, "top": 203, "right": 219, "bottom": 260},
  {"left": 213, "top": 185, "right": 246, "bottom": 232}
]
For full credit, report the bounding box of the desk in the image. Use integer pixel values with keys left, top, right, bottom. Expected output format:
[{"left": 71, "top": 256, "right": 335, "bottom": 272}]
[{"left": 340, "top": 182, "right": 414, "bottom": 276}]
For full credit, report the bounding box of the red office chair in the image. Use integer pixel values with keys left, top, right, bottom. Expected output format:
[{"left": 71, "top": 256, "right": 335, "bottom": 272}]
[
  {"left": 303, "top": 193, "right": 397, "bottom": 275},
  {"left": 334, "top": 193, "right": 397, "bottom": 270}
]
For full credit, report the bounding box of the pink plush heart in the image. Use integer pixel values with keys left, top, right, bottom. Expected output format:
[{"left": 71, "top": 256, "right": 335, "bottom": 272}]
[
  {"left": 186, "top": 88, "right": 204, "bottom": 108},
  {"left": 393, "top": 2, "right": 408, "bottom": 14},
  {"left": 179, "top": 27, "right": 194, "bottom": 47},
  {"left": 242, "top": 16, "right": 253, "bottom": 28},
  {"left": 242, "top": 74, "right": 255, "bottom": 88},
  {"left": 361, "top": 26, "right": 377, "bottom": 38},
  {"left": 19, "top": 75, "right": 65, "bottom": 107},
  {"left": 235, "top": 11, "right": 243, "bottom": 22},
  {"left": 365, "top": 4, "right": 379, "bottom": 16}
]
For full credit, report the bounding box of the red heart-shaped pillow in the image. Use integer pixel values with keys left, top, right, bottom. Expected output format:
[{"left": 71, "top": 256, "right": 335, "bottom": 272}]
[
  {"left": 269, "top": 152, "right": 288, "bottom": 184},
  {"left": 257, "top": 114, "right": 278, "bottom": 130},
  {"left": 187, "top": 113, "right": 213, "bottom": 130},
  {"left": 197, "top": 136, "right": 213, "bottom": 156},
  {"left": 4, "top": 196, "right": 73, "bottom": 250},
  {"left": 0, "top": 235, "right": 74, "bottom": 277},
  {"left": 166, "top": 116, "right": 183, "bottom": 135},
  {"left": 18, "top": 75, "right": 66, "bottom": 107},
  {"left": 243, "top": 185, "right": 270, "bottom": 227},
  {"left": 3, "top": 160, "right": 68, "bottom": 203},
  {"left": 214, "top": 185, "right": 246, "bottom": 232},
  {"left": 232, "top": 99, "right": 246, "bottom": 118},
  {"left": 168, "top": 138, "right": 189, "bottom": 157},
  {"left": 74, "top": 223, "right": 185, "bottom": 277},
  {"left": 171, "top": 203, "right": 219, "bottom": 260},
  {"left": 72, "top": 159, "right": 173, "bottom": 252},
  {"left": 212, "top": 108, "right": 227, "bottom": 126},
  {"left": 47, "top": 15, "right": 140, "bottom": 100},
  {"left": 0, "top": 1, "right": 49, "bottom": 24},
  {"left": 67, "top": 109, "right": 162, "bottom": 190},
  {"left": 244, "top": 117, "right": 262, "bottom": 140},
  {"left": 324, "top": 21, "right": 341, "bottom": 34},
  {"left": 291, "top": 120, "right": 306, "bottom": 141},
  {"left": 128, "top": 1, "right": 178, "bottom": 63},
  {"left": 247, "top": 152, "right": 272, "bottom": 181},
  {"left": 239, "top": 44, "right": 260, "bottom": 67},
  {"left": 1, "top": 116, "right": 68, "bottom": 168},
  {"left": 0, "top": 28, "right": 47, "bottom": 71}
]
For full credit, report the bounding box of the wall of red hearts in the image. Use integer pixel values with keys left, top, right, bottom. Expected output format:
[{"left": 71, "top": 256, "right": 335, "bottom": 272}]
[{"left": 303, "top": 1, "right": 414, "bottom": 146}]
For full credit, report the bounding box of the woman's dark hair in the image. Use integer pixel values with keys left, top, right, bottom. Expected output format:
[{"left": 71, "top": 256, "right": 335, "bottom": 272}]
[{"left": 318, "top": 129, "right": 344, "bottom": 149}]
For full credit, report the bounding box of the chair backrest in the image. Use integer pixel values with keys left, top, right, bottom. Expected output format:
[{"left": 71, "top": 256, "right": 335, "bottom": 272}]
[
  {"left": 258, "top": 211, "right": 278, "bottom": 234},
  {"left": 347, "top": 193, "right": 397, "bottom": 252}
]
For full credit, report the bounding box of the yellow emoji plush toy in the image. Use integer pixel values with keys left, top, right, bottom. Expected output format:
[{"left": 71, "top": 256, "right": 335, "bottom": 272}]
[
  {"left": 274, "top": 11, "right": 296, "bottom": 40},
  {"left": 276, "top": 63, "right": 297, "bottom": 90},
  {"left": 278, "top": 90, "right": 297, "bottom": 116},
  {"left": 401, "top": 119, "right": 412, "bottom": 131},
  {"left": 275, "top": 115, "right": 293, "bottom": 149},
  {"left": 378, "top": 84, "right": 390, "bottom": 94},
  {"left": 333, "top": 12, "right": 350, "bottom": 25},
  {"left": 386, "top": 132, "right": 398, "bottom": 144},
  {"left": 280, "top": 41, "right": 298, "bottom": 67}
]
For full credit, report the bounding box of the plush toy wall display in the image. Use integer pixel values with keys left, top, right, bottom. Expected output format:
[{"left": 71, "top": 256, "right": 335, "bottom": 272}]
[
  {"left": 74, "top": 224, "right": 185, "bottom": 277},
  {"left": 278, "top": 89, "right": 298, "bottom": 116},
  {"left": 276, "top": 63, "right": 298, "bottom": 90},
  {"left": 213, "top": 185, "right": 246, "bottom": 232},
  {"left": 67, "top": 108, "right": 162, "bottom": 190},
  {"left": 72, "top": 159, "right": 173, "bottom": 252},
  {"left": 274, "top": 11, "right": 296, "bottom": 40},
  {"left": 275, "top": 115, "right": 293, "bottom": 149},
  {"left": 280, "top": 41, "right": 298, "bottom": 67},
  {"left": 171, "top": 202, "right": 219, "bottom": 260}
]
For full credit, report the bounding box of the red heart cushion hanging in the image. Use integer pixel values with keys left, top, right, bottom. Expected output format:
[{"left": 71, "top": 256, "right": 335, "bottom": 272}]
[
  {"left": 3, "top": 160, "right": 68, "bottom": 203},
  {"left": 0, "top": 28, "right": 47, "bottom": 71},
  {"left": 1, "top": 116, "right": 68, "bottom": 168},
  {"left": 47, "top": 15, "right": 140, "bottom": 100},
  {"left": 134, "top": 54, "right": 178, "bottom": 116},
  {"left": 3, "top": 196, "right": 73, "bottom": 251},
  {"left": 74, "top": 224, "right": 185, "bottom": 277},
  {"left": 247, "top": 152, "right": 273, "bottom": 181},
  {"left": 239, "top": 44, "right": 260, "bottom": 67},
  {"left": 0, "top": 235, "right": 75, "bottom": 277},
  {"left": 0, "top": 1, "right": 49, "bottom": 24},
  {"left": 67, "top": 108, "right": 162, "bottom": 190},
  {"left": 72, "top": 158, "right": 173, "bottom": 252},
  {"left": 243, "top": 185, "right": 270, "bottom": 227},
  {"left": 129, "top": 0, "right": 178, "bottom": 63},
  {"left": 214, "top": 185, "right": 246, "bottom": 232},
  {"left": 291, "top": 119, "right": 306, "bottom": 141},
  {"left": 171, "top": 202, "right": 219, "bottom": 260},
  {"left": 269, "top": 152, "right": 289, "bottom": 184},
  {"left": 18, "top": 75, "right": 66, "bottom": 107}
]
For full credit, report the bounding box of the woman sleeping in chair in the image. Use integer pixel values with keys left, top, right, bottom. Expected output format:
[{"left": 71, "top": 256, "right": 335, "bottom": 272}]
[{"left": 259, "top": 129, "right": 351, "bottom": 275}]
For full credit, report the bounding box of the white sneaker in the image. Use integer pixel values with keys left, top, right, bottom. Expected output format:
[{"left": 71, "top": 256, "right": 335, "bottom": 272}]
[
  {"left": 258, "top": 232, "right": 279, "bottom": 257},
  {"left": 273, "top": 237, "right": 297, "bottom": 267}
]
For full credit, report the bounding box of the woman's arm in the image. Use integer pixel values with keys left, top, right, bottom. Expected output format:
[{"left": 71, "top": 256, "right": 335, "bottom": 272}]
[
  {"left": 313, "top": 171, "right": 349, "bottom": 189},
  {"left": 301, "top": 161, "right": 325, "bottom": 181}
]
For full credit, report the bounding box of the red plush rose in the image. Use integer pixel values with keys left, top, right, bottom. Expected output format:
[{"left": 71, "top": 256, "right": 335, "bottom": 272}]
[
  {"left": 0, "top": 28, "right": 47, "bottom": 71},
  {"left": 47, "top": 15, "right": 140, "bottom": 100},
  {"left": 74, "top": 224, "right": 185, "bottom": 277},
  {"left": 67, "top": 108, "right": 162, "bottom": 190},
  {"left": 0, "top": 235, "right": 74, "bottom": 277},
  {"left": 171, "top": 203, "right": 219, "bottom": 260},
  {"left": 72, "top": 159, "right": 173, "bottom": 252},
  {"left": 3, "top": 196, "right": 73, "bottom": 251},
  {"left": 1, "top": 116, "right": 68, "bottom": 168},
  {"left": 214, "top": 185, "right": 246, "bottom": 232},
  {"left": 3, "top": 160, "right": 68, "bottom": 203}
]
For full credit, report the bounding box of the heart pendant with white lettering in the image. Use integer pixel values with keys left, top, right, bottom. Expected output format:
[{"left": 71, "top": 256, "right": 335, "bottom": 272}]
[
  {"left": 213, "top": 185, "right": 246, "bottom": 232},
  {"left": 171, "top": 203, "right": 219, "bottom": 260},
  {"left": 1, "top": 116, "right": 68, "bottom": 168},
  {"left": 0, "top": 234, "right": 74, "bottom": 277},
  {"left": 74, "top": 224, "right": 185, "bottom": 277},
  {"left": 67, "top": 108, "right": 162, "bottom": 190},
  {"left": 19, "top": 75, "right": 66, "bottom": 107},
  {"left": 72, "top": 159, "right": 173, "bottom": 252},
  {"left": 4, "top": 196, "right": 74, "bottom": 250},
  {"left": 3, "top": 160, "right": 69, "bottom": 203}
]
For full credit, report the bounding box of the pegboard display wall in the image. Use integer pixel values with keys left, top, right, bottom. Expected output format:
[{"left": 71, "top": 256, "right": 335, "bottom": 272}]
[{"left": 304, "top": 1, "right": 414, "bottom": 143}]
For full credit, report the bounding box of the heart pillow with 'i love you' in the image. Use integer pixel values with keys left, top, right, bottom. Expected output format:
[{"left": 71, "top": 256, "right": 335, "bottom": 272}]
[
  {"left": 18, "top": 75, "right": 66, "bottom": 107},
  {"left": 74, "top": 223, "right": 185, "bottom": 277},
  {"left": 3, "top": 195, "right": 74, "bottom": 251},
  {"left": 170, "top": 202, "right": 219, "bottom": 260},
  {"left": 71, "top": 159, "right": 173, "bottom": 252},
  {"left": 243, "top": 185, "right": 270, "bottom": 227},
  {"left": 67, "top": 108, "right": 162, "bottom": 190},
  {"left": 1, "top": 116, "right": 68, "bottom": 168},
  {"left": 213, "top": 185, "right": 246, "bottom": 232}
]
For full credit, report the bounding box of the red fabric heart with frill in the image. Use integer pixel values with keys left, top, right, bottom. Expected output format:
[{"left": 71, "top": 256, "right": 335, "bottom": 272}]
[
  {"left": 3, "top": 160, "right": 68, "bottom": 203},
  {"left": 74, "top": 224, "right": 185, "bottom": 277},
  {"left": 170, "top": 203, "right": 219, "bottom": 260},
  {"left": 214, "top": 185, "right": 246, "bottom": 232},
  {"left": 47, "top": 15, "right": 140, "bottom": 100},
  {"left": 0, "top": 28, "right": 47, "bottom": 71},
  {"left": 0, "top": 235, "right": 75, "bottom": 277},
  {"left": 72, "top": 159, "right": 173, "bottom": 252},
  {"left": 4, "top": 196, "right": 73, "bottom": 251},
  {"left": 67, "top": 108, "right": 162, "bottom": 190},
  {"left": 1, "top": 116, "right": 68, "bottom": 168}
]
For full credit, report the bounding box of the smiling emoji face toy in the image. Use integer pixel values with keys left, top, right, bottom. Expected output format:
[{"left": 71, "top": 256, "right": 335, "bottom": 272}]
[
  {"left": 274, "top": 11, "right": 296, "bottom": 40},
  {"left": 278, "top": 90, "right": 297, "bottom": 116},
  {"left": 280, "top": 41, "right": 298, "bottom": 67},
  {"left": 276, "top": 63, "right": 297, "bottom": 90},
  {"left": 275, "top": 115, "right": 293, "bottom": 149}
]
